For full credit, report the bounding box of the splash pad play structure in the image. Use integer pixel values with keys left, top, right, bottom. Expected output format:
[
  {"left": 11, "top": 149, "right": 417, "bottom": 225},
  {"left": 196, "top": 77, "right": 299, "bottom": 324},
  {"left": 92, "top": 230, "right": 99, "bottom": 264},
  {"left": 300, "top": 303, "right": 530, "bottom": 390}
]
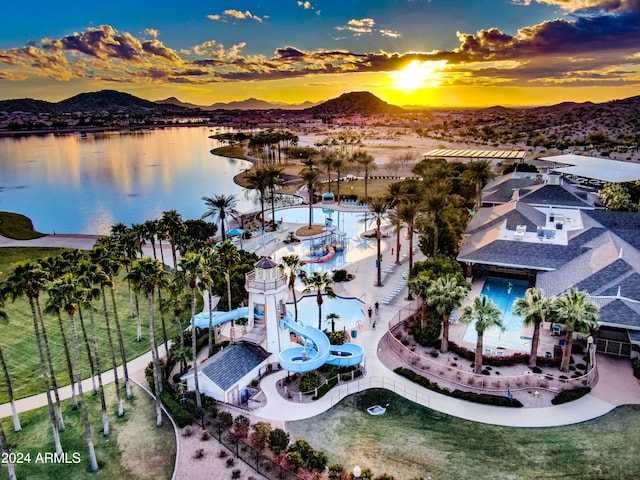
[{"left": 192, "top": 257, "right": 364, "bottom": 375}]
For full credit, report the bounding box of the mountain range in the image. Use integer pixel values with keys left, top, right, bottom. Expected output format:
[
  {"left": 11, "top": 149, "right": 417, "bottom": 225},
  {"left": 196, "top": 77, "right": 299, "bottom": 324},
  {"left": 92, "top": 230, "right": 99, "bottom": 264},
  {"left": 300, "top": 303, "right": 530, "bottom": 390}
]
[{"left": 156, "top": 96, "right": 318, "bottom": 110}]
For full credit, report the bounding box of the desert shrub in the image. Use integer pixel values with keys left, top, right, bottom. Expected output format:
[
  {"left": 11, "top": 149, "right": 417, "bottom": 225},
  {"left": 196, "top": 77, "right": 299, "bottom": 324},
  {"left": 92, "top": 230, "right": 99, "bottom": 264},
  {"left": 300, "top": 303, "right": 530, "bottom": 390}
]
[
  {"left": 551, "top": 387, "right": 591, "bottom": 405},
  {"left": 300, "top": 371, "right": 323, "bottom": 393},
  {"left": 250, "top": 421, "right": 272, "bottom": 451},
  {"left": 226, "top": 458, "right": 235, "bottom": 468},
  {"left": 218, "top": 411, "right": 233, "bottom": 428},
  {"left": 268, "top": 428, "right": 290, "bottom": 455},
  {"left": 332, "top": 269, "right": 349, "bottom": 282},
  {"left": 183, "top": 426, "right": 193, "bottom": 437},
  {"left": 232, "top": 469, "right": 241, "bottom": 479},
  {"left": 218, "top": 450, "right": 228, "bottom": 458},
  {"left": 193, "top": 448, "right": 205, "bottom": 459},
  {"left": 201, "top": 430, "right": 211, "bottom": 441},
  {"left": 234, "top": 414, "right": 251, "bottom": 438}
]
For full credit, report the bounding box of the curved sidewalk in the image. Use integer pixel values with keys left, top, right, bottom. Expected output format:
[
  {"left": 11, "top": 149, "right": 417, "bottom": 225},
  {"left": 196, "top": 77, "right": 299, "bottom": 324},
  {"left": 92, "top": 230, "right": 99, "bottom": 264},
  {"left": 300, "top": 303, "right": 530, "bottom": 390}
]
[{"left": 253, "top": 324, "right": 620, "bottom": 428}]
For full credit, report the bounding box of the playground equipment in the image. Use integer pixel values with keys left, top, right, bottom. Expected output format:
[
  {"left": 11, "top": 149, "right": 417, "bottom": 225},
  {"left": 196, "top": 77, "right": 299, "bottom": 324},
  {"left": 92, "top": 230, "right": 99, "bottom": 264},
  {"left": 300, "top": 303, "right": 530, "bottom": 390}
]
[
  {"left": 301, "top": 244, "right": 336, "bottom": 264},
  {"left": 192, "top": 306, "right": 264, "bottom": 329}
]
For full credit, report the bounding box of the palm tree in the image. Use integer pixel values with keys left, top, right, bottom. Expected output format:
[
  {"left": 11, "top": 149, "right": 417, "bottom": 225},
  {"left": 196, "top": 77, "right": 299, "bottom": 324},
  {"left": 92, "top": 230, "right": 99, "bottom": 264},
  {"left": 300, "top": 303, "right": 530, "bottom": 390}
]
[
  {"left": 91, "top": 242, "right": 133, "bottom": 399},
  {"left": 397, "top": 201, "right": 423, "bottom": 269},
  {"left": 422, "top": 180, "right": 463, "bottom": 258},
  {"left": 352, "top": 150, "right": 378, "bottom": 202},
  {"left": 465, "top": 160, "right": 496, "bottom": 211},
  {"left": 244, "top": 168, "right": 269, "bottom": 231},
  {"left": 425, "top": 274, "right": 471, "bottom": 353},
  {"left": 368, "top": 198, "right": 388, "bottom": 287},
  {"left": 76, "top": 258, "right": 111, "bottom": 434},
  {"left": 279, "top": 255, "right": 304, "bottom": 322},
  {"left": 299, "top": 271, "right": 336, "bottom": 330},
  {"left": 459, "top": 295, "right": 503, "bottom": 374},
  {"left": 127, "top": 258, "right": 168, "bottom": 426},
  {"left": 2, "top": 262, "right": 64, "bottom": 455},
  {"left": 0, "top": 418, "right": 16, "bottom": 480},
  {"left": 513, "top": 288, "right": 551, "bottom": 368},
  {"left": 326, "top": 313, "right": 340, "bottom": 333},
  {"left": 178, "top": 252, "right": 206, "bottom": 409},
  {"left": 216, "top": 242, "right": 241, "bottom": 314},
  {"left": 48, "top": 273, "right": 99, "bottom": 472},
  {"left": 0, "top": 295, "right": 20, "bottom": 432},
  {"left": 264, "top": 165, "right": 284, "bottom": 226},
  {"left": 166, "top": 272, "right": 187, "bottom": 348},
  {"left": 202, "top": 249, "right": 220, "bottom": 355},
  {"left": 161, "top": 210, "right": 186, "bottom": 268},
  {"left": 550, "top": 288, "right": 599, "bottom": 372},
  {"left": 408, "top": 272, "right": 431, "bottom": 330},
  {"left": 201, "top": 193, "right": 239, "bottom": 242},
  {"left": 299, "top": 160, "right": 321, "bottom": 229}
]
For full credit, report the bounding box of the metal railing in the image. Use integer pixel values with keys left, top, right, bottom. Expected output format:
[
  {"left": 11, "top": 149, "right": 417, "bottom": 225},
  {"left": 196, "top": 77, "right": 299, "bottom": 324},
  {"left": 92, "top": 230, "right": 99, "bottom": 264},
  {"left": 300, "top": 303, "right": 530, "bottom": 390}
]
[
  {"left": 245, "top": 270, "right": 288, "bottom": 290},
  {"left": 386, "top": 318, "right": 597, "bottom": 395}
]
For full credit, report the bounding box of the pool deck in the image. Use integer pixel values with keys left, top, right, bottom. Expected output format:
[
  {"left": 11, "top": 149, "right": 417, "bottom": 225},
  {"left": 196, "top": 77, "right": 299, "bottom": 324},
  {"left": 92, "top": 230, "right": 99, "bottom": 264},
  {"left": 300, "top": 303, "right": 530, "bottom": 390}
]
[{"left": 2, "top": 209, "right": 639, "bottom": 431}]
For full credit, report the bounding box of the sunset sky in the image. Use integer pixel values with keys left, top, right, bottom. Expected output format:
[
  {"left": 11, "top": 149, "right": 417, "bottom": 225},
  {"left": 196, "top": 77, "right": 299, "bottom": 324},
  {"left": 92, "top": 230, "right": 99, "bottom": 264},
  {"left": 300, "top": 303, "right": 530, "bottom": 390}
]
[{"left": 1, "top": 0, "right": 640, "bottom": 107}]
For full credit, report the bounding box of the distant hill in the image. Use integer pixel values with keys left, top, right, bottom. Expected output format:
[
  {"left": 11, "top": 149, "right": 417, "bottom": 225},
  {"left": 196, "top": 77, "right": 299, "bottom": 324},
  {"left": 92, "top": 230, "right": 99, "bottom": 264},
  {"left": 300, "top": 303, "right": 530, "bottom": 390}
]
[
  {"left": 0, "top": 90, "right": 186, "bottom": 115},
  {"left": 305, "top": 91, "right": 404, "bottom": 116},
  {"left": 156, "top": 96, "right": 317, "bottom": 110}
]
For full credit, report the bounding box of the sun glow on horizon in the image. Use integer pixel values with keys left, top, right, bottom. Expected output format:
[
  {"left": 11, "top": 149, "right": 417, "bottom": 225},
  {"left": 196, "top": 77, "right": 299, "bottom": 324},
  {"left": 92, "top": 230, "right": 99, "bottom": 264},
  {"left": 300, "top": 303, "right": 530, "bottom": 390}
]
[{"left": 390, "top": 60, "right": 447, "bottom": 92}]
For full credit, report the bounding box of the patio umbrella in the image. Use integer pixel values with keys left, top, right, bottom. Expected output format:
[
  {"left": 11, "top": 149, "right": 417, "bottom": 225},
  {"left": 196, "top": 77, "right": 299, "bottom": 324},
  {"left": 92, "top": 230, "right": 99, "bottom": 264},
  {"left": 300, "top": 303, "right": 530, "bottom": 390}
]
[{"left": 227, "top": 228, "right": 245, "bottom": 237}]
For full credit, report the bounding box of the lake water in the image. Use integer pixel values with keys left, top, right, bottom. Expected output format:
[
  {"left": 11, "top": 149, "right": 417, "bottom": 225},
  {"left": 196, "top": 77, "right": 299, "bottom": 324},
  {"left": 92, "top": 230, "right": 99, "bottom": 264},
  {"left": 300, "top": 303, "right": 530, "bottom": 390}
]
[{"left": 0, "top": 127, "right": 258, "bottom": 234}]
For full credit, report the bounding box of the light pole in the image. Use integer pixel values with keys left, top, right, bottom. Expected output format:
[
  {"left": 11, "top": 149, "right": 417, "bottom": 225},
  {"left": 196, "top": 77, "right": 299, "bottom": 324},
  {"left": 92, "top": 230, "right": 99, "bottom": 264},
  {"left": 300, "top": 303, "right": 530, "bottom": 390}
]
[
  {"left": 353, "top": 465, "right": 362, "bottom": 480},
  {"left": 587, "top": 335, "right": 594, "bottom": 375}
]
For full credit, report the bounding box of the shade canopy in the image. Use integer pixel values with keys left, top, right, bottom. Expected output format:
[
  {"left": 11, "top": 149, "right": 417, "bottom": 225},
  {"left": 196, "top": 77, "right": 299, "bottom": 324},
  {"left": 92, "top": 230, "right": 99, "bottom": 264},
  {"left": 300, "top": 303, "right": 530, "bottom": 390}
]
[{"left": 539, "top": 154, "right": 640, "bottom": 183}]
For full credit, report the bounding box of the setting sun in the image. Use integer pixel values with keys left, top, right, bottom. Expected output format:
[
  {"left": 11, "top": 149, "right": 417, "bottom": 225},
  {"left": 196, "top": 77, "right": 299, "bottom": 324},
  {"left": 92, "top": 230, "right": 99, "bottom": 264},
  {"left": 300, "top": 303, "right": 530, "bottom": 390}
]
[{"left": 390, "top": 60, "right": 447, "bottom": 92}]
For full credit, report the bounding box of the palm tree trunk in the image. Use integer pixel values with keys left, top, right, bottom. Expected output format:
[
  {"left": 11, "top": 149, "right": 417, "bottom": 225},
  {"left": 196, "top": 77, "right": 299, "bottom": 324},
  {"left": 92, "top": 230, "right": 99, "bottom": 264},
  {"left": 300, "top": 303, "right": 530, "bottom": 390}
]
[
  {"left": 474, "top": 331, "right": 484, "bottom": 374},
  {"left": 68, "top": 313, "right": 99, "bottom": 472},
  {"left": 190, "top": 290, "right": 202, "bottom": 409},
  {"left": 110, "top": 287, "right": 132, "bottom": 399},
  {"left": 102, "top": 288, "right": 124, "bottom": 417},
  {"left": 37, "top": 302, "right": 66, "bottom": 430},
  {"left": 408, "top": 225, "right": 414, "bottom": 269},
  {"left": 30, "top": 298, "right": 63, "bottom": 455},
  {"left": 135, "top": 293, "right": 142, "bottom": 342},
  {"left": 317, "top": 292, "right": 323, "bottom": 330},
  {"left": 376, "top": 219, "right": 382, "bottom": 287},
  {"left": 0, "top": 420, "right": 17, "bottom": 480},
  {"left": 432, "top": 222, "right": 439, "bottom": 258},
  {"left": 561, "top": 331, "right": 573, "bottom": 372},
  {"left": 420, "top": 300, "right": 427, "bottom": 330},
  {"left": 308, "top": 187, "right": 314, "bottom": 229},
  {"left": 158, "top": 290, "right": 169, "bottom": 352},
  {"left": 0, "top": 345, "right": 21, "bottom": 432},
  {"left": 395, "top": 227, "right": 401, "bottom": 264},
  {"left": 54, "top": 311, "right": 77, "bottom": 409},
  {"left": 77, "top": 308, "right": 98, "bottom": 395},
  {"left": 441, "top": 314, "right": 450, "bottom": 353},
  {"left": 147, "top": 293, "right": 163, "bottom": 427},
  {"left": 207, "top": 290, "right": 214, "bottom": 355},
  {"left": 88, "top": 307, "right": 109, "bottom": 435},
  {"left": 174, "top": 313, "right": 184, "bottom": 348},
  {"left": 529, "top": 321, "right": 541, "bottom": 368},
  {"left": 292, "top": 281, "right": 299, "bottom": 323},
  {"left": 225, "top": 273, "right": 233, "bottom": 336}
]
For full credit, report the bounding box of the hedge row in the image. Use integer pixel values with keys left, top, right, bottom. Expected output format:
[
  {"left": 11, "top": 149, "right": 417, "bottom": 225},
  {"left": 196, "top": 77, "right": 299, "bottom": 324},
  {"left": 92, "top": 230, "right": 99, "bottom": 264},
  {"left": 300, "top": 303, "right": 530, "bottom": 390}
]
[
  {"left": 551, "top": 387, "right": 591, "bottom": 405},
  {"left": 394, "top": 367, "right": 523, "bottom": 408},
  {"left": 160, "top": 391, "right": 193, "bottom": 427}
]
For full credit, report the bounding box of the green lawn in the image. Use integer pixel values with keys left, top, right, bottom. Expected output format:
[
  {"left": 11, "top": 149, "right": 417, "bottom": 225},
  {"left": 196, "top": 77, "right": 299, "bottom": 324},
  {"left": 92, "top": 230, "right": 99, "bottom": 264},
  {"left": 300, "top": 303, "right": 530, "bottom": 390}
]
[
  {"left": 2, "top": 383, "right": 176, "bottom": 480},
  {"left": 0, "top": 247, "right": 182, "bottom": 403},
  {"left": 0, "top": 212, "right": 47, "bottom": 240},
  {"left": 287, "top": 389, "right": 640, "bottom": 480}
]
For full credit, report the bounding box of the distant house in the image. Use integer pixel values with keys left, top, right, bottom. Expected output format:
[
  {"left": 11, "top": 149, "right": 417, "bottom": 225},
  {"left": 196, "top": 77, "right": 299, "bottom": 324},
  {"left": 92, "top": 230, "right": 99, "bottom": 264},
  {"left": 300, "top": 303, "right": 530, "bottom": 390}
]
[
  {"left": 458, "top": 172, "right": 640, "bottom": 359},
  {"left": 181, "top": 342, "right": 271, "bottom": 405}
]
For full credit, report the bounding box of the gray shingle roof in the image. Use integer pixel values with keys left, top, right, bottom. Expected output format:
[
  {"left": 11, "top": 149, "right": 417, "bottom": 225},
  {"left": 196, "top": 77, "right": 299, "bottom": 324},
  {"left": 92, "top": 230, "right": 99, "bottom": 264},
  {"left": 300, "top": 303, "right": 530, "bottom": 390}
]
[
  {"left": 200, "top": 343, "right": 270, "bottom": 391},
  {"left": 584, "top": 210, "right": 640, "bottom": 250},
  {"left": 595, "top": 299, "right": 640, "bottom": 329},
  {"left": 519, "top": 185, "right": 594, "bottom": 208},
  {"left": 574, "top": 258, "right": 633, "bottom": 294}
]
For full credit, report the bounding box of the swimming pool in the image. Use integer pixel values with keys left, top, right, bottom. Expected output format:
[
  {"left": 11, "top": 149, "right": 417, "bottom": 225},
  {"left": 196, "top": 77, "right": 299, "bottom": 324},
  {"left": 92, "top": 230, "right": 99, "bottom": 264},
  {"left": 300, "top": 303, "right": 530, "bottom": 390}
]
[
  {"left": 462, "top": 277, "right": 531, "bottom": 352},
  {"left": 272, "top": 207, "right": 385, "bottom": 274},
  {"left": 285, "top": 294, "right": 366, "bottom": 330}
]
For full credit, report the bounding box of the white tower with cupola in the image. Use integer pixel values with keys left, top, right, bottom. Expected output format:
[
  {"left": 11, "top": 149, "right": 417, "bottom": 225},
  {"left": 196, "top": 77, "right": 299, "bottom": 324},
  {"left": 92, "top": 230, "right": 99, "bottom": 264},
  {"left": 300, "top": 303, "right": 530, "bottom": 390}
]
[{"left": 244, "top": 257, "right": 290, "bottom": 354}]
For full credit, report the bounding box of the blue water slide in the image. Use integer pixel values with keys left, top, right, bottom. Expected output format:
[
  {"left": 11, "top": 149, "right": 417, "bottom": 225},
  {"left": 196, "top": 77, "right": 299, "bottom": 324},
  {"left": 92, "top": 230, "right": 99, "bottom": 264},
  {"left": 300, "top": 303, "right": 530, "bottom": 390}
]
[
  {"left": 192, "top": 306, "right": 264, "bottom": 329},
  {"left": 278, "top": 318, "right": 364, "bottom": 373}
]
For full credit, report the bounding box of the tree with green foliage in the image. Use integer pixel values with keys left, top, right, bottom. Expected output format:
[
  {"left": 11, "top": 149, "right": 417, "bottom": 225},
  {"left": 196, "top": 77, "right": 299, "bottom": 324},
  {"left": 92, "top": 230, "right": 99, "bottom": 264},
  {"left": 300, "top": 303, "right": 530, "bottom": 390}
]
[
  {"left": 178, "top": 252, "right": 205, "bottom": 409},
  {"left": 551, "top": 288, "right": 599, "bottom": 372},
  {"left": 268, "top": 428, "right": 290, "bottom": 455},
  {"left": 513, "top": 288, "right": 552, "bottom": 368},
  {"left": 127, "top": 258, "right": 168, "bottom": 426},
  {"left": 300, "top": 271, "right": 336, "bottom": 329},
  {"left": 426, "top": 274, "right": 471, "bottom": 353},
  {"left": 0, "top": 295, "right": 21, "bottom": 432},
  {"left": 280, "top": 255, "right": 304, "bottom": 322},
  {"left": 47, "top": 273, "right": 99, "bottom": 471},
  {"left": 244, "top": 167, "right": 270, "bottom": 231},
  {"left": 2, "top": 261, "right": 64, "bottom": 455},
  {"left": 368, "top": 197, "right": 389, "bottom": 286},
  {"left": 599, "top": 183, "right": 635, "bottom": 211},
  {"left": 465, "top": 160, "right": 496, "bottom": 211},
  {"left": 250, "top": 421, "right": 272, "bottom": 451},
  {"left": 233, "top": 414, "right": 251, "bottom": 438},
  {"left": 300, "top": 160, "right": 321, "bottom": 228},
  {"left": 201, "top": 193, "right": 239, "bottom": 241},
  {"left": 460, "top": 295, "right": 504, "bottom": 374},
  {"left": 352, "top": 150, "right": 378, "bottom": 202}
]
